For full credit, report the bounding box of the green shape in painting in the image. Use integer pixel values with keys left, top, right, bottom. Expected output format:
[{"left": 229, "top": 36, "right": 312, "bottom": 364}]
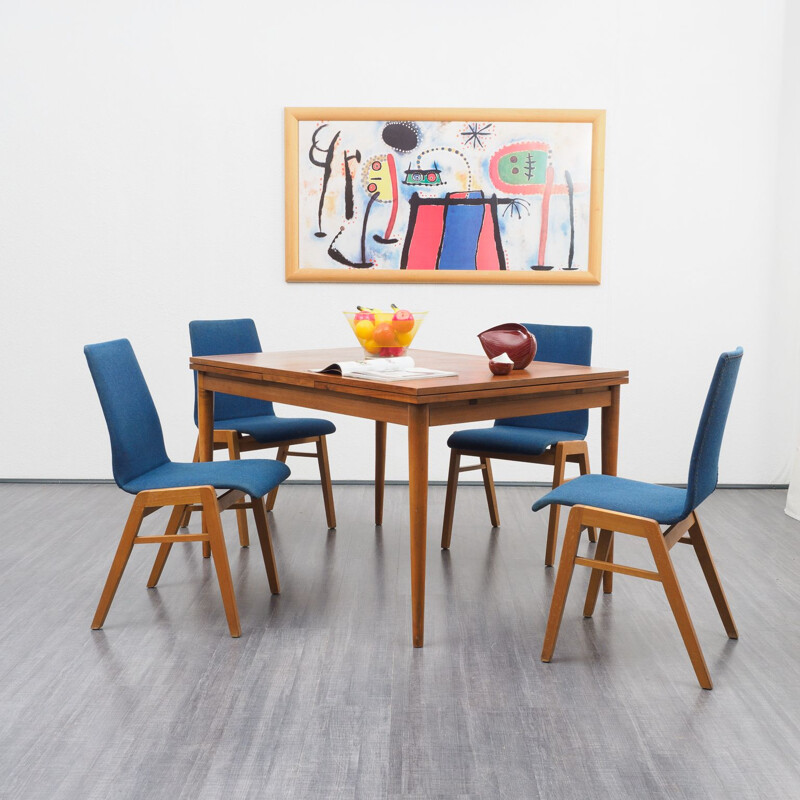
[{"left": 497, "top": 150, "right": 548, "bottom": 185}]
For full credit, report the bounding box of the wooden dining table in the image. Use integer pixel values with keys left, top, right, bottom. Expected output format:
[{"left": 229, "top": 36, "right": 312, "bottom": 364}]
[{"left": 190, "top": 348, "right": 629, "bottom": 647}]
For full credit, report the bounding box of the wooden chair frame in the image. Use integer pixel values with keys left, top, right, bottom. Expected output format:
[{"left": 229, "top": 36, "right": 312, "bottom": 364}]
[
  {"left": 182, "top": 430, "right": 335, "bottom": 556},
  {"left": 541, "top": 504, "right": 738, "bottom": 689},
  {"left": 441, "top": 440, "right": 597, "bottom": 564},
  {"left": 92, "top": 485, "right": 280, "bottom": 638}
]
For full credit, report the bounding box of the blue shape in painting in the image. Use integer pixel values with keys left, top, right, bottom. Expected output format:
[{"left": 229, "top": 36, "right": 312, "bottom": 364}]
[{"left": 437, "top": 191, "right": 485, "bottom": 270}]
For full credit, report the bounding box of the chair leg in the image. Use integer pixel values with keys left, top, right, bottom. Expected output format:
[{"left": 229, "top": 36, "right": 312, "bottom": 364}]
[
  {"left": 179, "top": 506, "right": 192, "bottom": 529},
  {"left": 251, "top": 495, "right": 280, "bottom": 594},
  {"left": 224, "top": 432, "right": 249, "bottom": 547},
  {"left": 646, "top": 523, "right": 712, "bottom": 689},
  {"left": 603, "top": 535, "right": 614, "bottom": 594},
  {"left": 689, "top": 515, "right": 738, "bottom": 639},
  {"left": 440, "top": 449, "right": 461, "bottom": 549},
  {"left": 147, "top": 504, "right": 187, "bottom": 588},
  {"left": 201, "top": 505, "right": 211, "bottom": 558},
  {"left": 92, "top": 496, "right": 147, "bottom": 630},
  {"left": 544, "top": 444, "right": 569, "bottom": 567},
  {"left": 541, "top": 507, "right": 584, "bottom": 662},
  {"left": 180, "top": 438, "right": 201, "bottom": 528},
  {"left": 480, "top": 457, "right": 500, "bottom": 528},
  {"left": 575, "top": 445, "right": 597, "bottom": 543},
  {"left": 265, "top": 444, "right": 289, "bottom": 512},
  {"left": 582, "top": 528, "right": 614, "bottom": 617},
  {"left": 201, "top": 488, "right": 241, "bottom": 637},
  {"left": 316, "top": 435, "right": 336, "bottom": 529}
]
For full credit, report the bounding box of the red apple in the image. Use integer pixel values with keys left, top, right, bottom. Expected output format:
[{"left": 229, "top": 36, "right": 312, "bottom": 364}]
[{"left": 391, "top": 308, "right": 414, "bottom": 333}]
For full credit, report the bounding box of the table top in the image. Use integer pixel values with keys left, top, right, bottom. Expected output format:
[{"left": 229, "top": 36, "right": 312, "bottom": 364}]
[{"left": 190, "top": 348, "right": 629, "bottom": 399}]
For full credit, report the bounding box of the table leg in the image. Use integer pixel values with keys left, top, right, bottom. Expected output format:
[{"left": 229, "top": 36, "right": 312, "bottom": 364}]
[
  {"left": 375, "top": 421, "right": 387, "bottom": 526},
  {"left": 408, "top": 405, "right": 429, "bottom": 647},
  {"left": 197, "top": 375, "right": 214, "bottom": 558},
  {"left": 601, "top": 384, "right": 621, "bottom": 593}
]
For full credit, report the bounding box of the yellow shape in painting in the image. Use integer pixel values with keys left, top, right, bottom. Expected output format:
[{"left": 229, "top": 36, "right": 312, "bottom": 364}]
[{"left": 365, "top": 158, "right": 395, "bottom": 202}]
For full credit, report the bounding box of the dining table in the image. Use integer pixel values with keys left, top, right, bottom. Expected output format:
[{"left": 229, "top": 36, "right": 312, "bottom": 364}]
[{"left": 190, "top": 348, "right": 629, "bottom": 647}]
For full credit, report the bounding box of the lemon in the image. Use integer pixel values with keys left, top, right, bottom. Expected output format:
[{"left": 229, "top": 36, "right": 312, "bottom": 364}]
[{"left": 355, "top": 319, "right": 375, "bottom": 340}]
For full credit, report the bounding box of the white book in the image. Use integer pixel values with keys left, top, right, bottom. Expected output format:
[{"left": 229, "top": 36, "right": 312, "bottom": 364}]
[{"left": 310, "top": 356, "right": 456, "bottom": 381}]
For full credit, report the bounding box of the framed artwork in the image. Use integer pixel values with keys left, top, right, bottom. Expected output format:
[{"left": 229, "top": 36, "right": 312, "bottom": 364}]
[{"left": 285, "top": 107, "right": 605, "bottom": 284}]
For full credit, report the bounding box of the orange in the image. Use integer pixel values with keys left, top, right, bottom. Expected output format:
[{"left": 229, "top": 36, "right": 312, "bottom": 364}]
[{"left": 372, "top": 323, "right": 397, "bottom": 346}]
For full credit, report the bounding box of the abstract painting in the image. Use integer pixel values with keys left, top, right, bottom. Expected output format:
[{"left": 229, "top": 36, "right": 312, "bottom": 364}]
[{"left": 285, "top": 108, "right": 605, "bottom": 284}]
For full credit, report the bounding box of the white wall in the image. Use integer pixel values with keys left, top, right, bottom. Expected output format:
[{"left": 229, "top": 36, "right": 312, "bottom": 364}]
[
  {"left": 777, "top": 0, "right": 800, "bottom": 487},
  {"left": 0, "top": 0, "right": 795, "bottom": 485}
]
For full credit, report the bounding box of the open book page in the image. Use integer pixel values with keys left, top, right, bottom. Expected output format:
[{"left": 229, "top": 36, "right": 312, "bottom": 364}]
[
  {"left": 310, "top": 356, "right": 456, "bottom": 381},
  {"left": 310, "top": 356, "right": 414, "bottom": 376}
]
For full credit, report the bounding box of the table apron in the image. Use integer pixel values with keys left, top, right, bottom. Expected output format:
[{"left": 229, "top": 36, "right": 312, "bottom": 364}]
[
  {"left": 427, "top": 388, "right": 613, "bottom": 426},
  {"left": 201, "top": 372, "right": 614, "bottom": 428},
  {"left": 201, "top": 373, "right": 409, "bottom": 424}
]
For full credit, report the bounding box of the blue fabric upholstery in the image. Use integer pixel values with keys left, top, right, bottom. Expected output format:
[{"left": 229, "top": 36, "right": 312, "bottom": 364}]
[
  {"left": 684, "top": 348, "right": 744, "bottom": 511},
  {"left": 219, "top": 415, "right": 336, "bottom": 444},
  {"left": 448, "top": 426, "right": 585, "bottom": 457},
  {"left": 190, "top": 318, "right": 276, "bottom": 422},
  {"left": 122, "top": 459, "right": 290, "bottom": 497},
  {"left": 449, "top": 323, "right": 592, "bottom": 454},
  {"left": 189, "top": 318, "right": 336, "bottom": 439},
  {"left": 85, "top": 338, "right": 291, "bottom": 497},
  {"left": 533, "top": 348, "right": 743, "bottom": 524},
  {"left": 497, "top": 323, "right": 592, "bottom": 435},
  {"left": 532, "top": 474, "right": 689, "bottom": 525},
  {"left": 84, "top": 339, "right": 170, "bottom": 488}
]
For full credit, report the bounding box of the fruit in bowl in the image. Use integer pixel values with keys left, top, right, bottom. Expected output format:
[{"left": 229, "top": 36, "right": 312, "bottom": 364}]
[{"left": 344, "top": 306, "right": 427, "bottom": 358}]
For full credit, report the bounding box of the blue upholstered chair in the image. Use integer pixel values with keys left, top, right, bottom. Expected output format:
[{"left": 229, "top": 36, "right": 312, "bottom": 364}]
[
  {"left": 85, "top": 338, "right": 290, "bottom": 637},
  {"left": 183, "top": 319, "right": 337, "bottom": 545},
  {"left": 442, "top": 323, "right": 596, "bottom": 565},
  {"left": 534, "top": 348, "right": 743, "bottom": 689}
]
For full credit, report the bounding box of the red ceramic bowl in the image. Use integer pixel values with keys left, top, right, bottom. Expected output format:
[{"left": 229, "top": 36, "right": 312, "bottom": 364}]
[
  {"left": 478, "top": 323, "right": 537, "bottom": 369},
  {"left": 489, "top": 359, "right": 514, "bottom": 376}
]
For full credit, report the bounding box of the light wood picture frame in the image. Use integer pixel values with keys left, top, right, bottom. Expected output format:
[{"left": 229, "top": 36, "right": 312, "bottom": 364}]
[{"left": 285, "top": 107, "right": 605, "bottom": 284}]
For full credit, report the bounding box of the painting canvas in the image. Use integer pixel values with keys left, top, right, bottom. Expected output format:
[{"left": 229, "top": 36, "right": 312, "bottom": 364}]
[{"left": 285, "top": 108, "right": 605, "bottom": 284}]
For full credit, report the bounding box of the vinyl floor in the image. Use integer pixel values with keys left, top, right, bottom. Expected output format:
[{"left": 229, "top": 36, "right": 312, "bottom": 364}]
[{"left": 1, "top": 482, "right": 798, "bottom": 799}]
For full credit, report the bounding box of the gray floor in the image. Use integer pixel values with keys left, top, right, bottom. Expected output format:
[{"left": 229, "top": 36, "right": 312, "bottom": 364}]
[{"left": 1, "top": 482, "right": 799, "bottom": 799}]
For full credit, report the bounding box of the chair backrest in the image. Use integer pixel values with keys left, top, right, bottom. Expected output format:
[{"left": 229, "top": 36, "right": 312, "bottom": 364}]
[
  {"left": 496, "top": 323, "right": 593, "bottom": 435},
  {"left": 84, "top": 339, "right": 170, "bottom": 489},
  {"left": 682, "top": 347, "right": 743, "bottom": 514},
  {"left": 189, "top": 319, "right": 275, "bottom": 424}
]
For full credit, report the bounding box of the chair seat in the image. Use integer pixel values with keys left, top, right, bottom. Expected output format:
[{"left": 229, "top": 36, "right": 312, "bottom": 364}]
[
  {"left": 532, "top": 474, "right": 689, "bottom": 525},
  {"left": 217, "top": 415, "right": 336, "bottom": 444},
  {"left": 122, "top": 458, "right": 291, "bottom": 497},
  {"left": 448, "top": 426, "right": 585, "bottom": 457}
]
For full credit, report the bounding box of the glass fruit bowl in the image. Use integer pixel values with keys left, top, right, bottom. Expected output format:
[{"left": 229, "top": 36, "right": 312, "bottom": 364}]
[{"left": 344, "top": 307, "right": 428, "bottom": 358}]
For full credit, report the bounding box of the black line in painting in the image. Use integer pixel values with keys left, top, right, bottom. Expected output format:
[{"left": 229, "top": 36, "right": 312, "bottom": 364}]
[
  {"left": 343, "top": 149, "right": 361, "bottom": 221},
  {"left": 413, "top": 197, "right": 520, "bottom": 207},
  {"left": 565, "top": 170, "right": 576, "bottom": 269},
  {"left": 399, "top": 194, "right": 418, "bottom": 270},
  {"left": 326, "top": 227, "right": 372, "bottom": 269},
  {"left": 309, "top": 125, "right": 341, "bottom": 237},
  {"left": 359, "top": 193, "right": 379, "bottom": 263},
  {"left": 501, "top": 198, "right": 530, "bottom": 219},
  {"left": 460, "top": 123, "right": 492, "bottom": 149},
  {"left": 488, "top": 195, "right": 507, "bottom": 271}
]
